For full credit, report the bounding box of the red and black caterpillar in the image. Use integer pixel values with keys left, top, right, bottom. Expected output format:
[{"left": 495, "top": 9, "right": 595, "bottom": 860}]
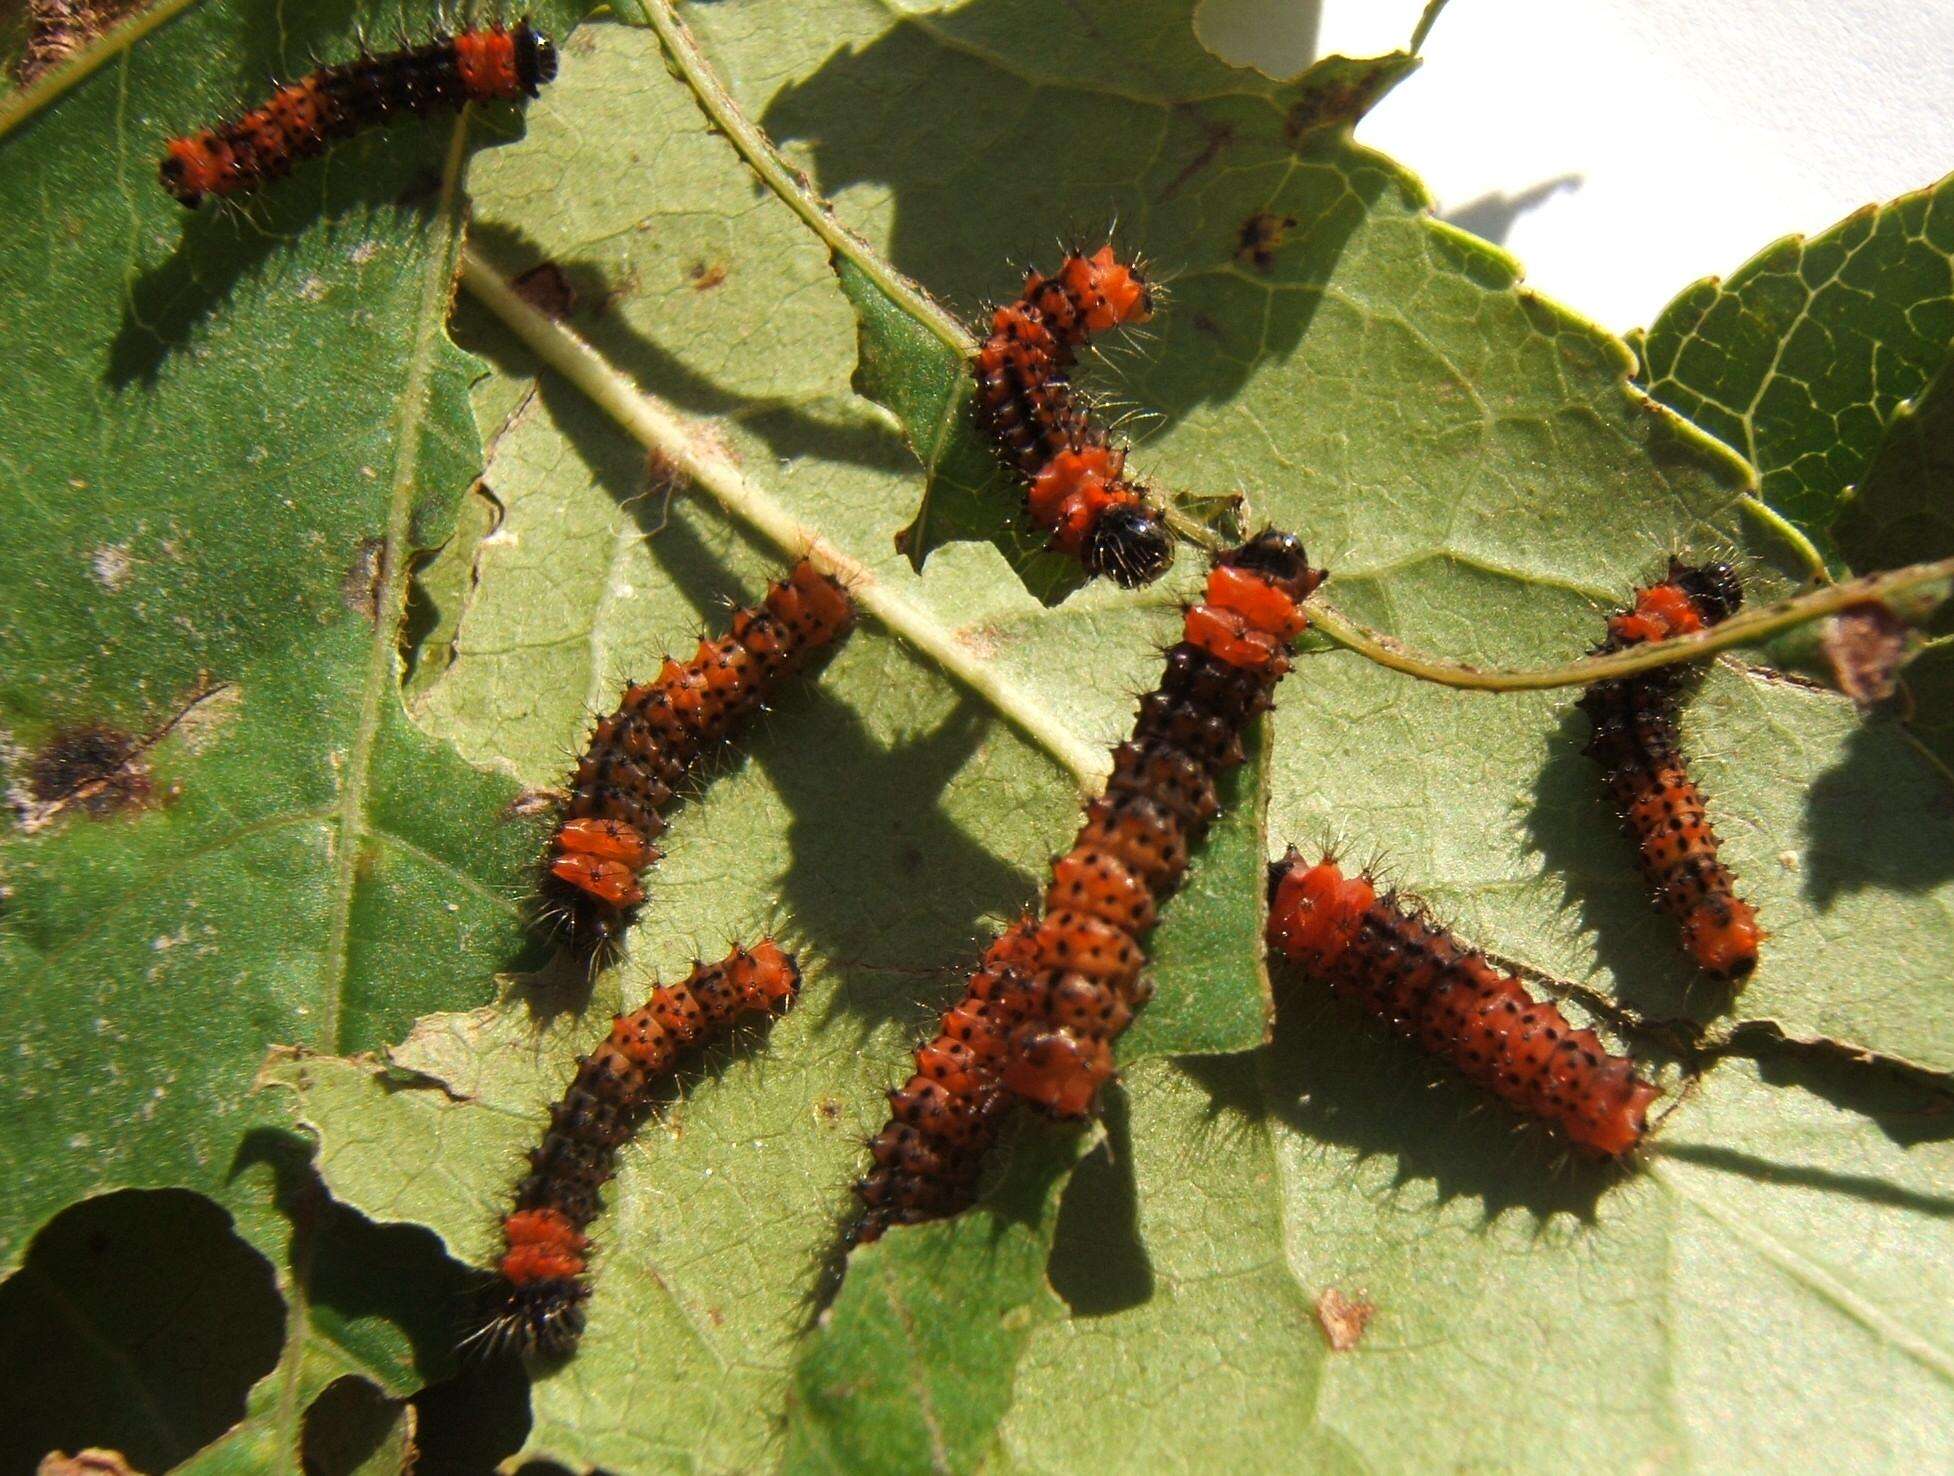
[
  {"left": 480, "top": 940, "right": 802, "bottom": 1360},
  {"left": 542, "top": 561, "right": 854, "bottom": 966},
  {"left": 851, "top": 531, "right": 1325, "bottom": 1243},
  {"left": 159, "top": 21, "right": 558, "bottom": 206},
  {"left": 972, "top": 246, "right": 1175, "bottom": 587},
  {"left": 1267, "top": 851, "right": 1659, "bottom": 1156},
  {"left": 1578, "top": 560, "right": 1759, "bottom": 981}
]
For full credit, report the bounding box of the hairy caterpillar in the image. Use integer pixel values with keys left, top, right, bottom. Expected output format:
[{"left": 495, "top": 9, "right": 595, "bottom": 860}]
[
  {"left": 479, "top": 940, "right": 802, "bottom": 1359},
  {"left": 852, "top": 530, "right": 1325, "bottom": 1242},
  {"left": 541, "top": 561, "right": 854, "bottom": 966},
  {"left": 972, "top": 246, "right": 1175, "bottom": 586},
  {"left": 160, "top": 21, "right": 558, "bottom": 206},
  {"left": 1578, "top": 560, "right": 1759, "bottom": 981},
  {"left": 1267, "top": 851, "right": 1659, "bottom": 1155}
]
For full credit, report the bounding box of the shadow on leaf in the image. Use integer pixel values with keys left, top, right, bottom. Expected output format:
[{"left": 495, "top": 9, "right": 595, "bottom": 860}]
[
  {"left": 0, "top": 1187, "right": 283, "bottom": 1475},
  {"left": 1049, "top": 1085, "right": 1154, "bottom": 1316},
  {"left": 228, "top": 1128, "right": 477, "bottom": 1387},
  {"left": 468, "top": 220, "right": 913, "bottom": 475},
  {"left": 1245, "top": 983, "right": 1631, "bottom": 1223},
  {"left": 756, "top": 1, "right": 1386, "bottom": 557},
  {"left": 1800, "top": 714, "right": 1954, "bottom": 908}
]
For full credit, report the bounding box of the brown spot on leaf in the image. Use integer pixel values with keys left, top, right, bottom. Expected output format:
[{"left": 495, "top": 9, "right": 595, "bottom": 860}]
[
  {"left": 1160, "top": 116, "right": 1234, "bottom": 201},
  {"left": 90, "top": 542, "right": 135, "bottom": 591},
  {"left": 12, "top": 680, "right": 231, "bottom": 832},
  {"left": 688, "top": 261, "right": 728, "bottom": 291},
  {"left": 513, "top": 261, "right": 577, "bottom": 321},
  {"left": 590, "top": 264, "right": 642, "bottom": 318},
  {"left": 816, "top": 1096, "right": 844, "bottom": 1124},
  {"left": 170, "top": 682, "right": 241, "bottom": 754},
  {"left": 26, "top": 726, "right": 150, "bottom": 817},
  {"left": 16, "top": 0, "right": 144, "bottom": 86},
  {"left": 1315, "top": 1287, "right": 1375, "bottom": 1351},
  {"left": 1822, "top": 602, "right": 1911, "bottom": 708},
  {"left": 955, "top": 622, "right": 1005, "bottom": 661},
  {"left": 342, "top": 538, "right": 385, "bottom": 623},
  {"left": 508, "top": 788, "right": 564, "bottom": 819},
  {"left": 1237, "top": 211, "right": 1298, "bottom": 272},
  {"left": 1285, "top": 70, "right": 1394, "bottom": 142},
  {"left": 647, "top": 446, "right": 690, "bottom": 506}
]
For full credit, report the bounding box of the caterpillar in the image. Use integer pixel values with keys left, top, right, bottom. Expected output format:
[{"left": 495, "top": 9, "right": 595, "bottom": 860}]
[
  {"left": 541, "top": 560, "right": 854, "bottom": 966},
  {"left": 972, "top": 246, "right": 1176, "bottom": 587},
  {"left": 1266, "top": 850, "right": 1659, "bottom": 1156},
  {"left": 159, "top": 21, "right": 559, "bottom": 207},
  {"left": 1577, "top": 560, "right": 1759, "bottom": 981},
  {"left": 479, "top": 940, "right": 802, "bottom": 1360},
  {"left": 851, "top": 530, "right": 1325, "bottom": 1243}
]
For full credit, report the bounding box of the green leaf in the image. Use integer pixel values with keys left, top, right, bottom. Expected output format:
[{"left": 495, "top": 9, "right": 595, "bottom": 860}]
[
  {"left": 0, "top": 0, "right": 588, "bottom": 1464},
  {"left": 1836, "top": 354, "right": 1954, "bottom": 607},
  {"left": 994, "top": 1020, "right": 1954, "bottom": 1472},
  {"left": 787, "top": 1123, "right": 1089, "bottom": 1475},
  {"left": 9, "top": 1, "right": 1954, "bottom": 1470},
  {"left": 831, "top": 255, "right": 1063, "bottom": 597},
  {"left": 1639, "top": 173, "right": 1954, "bottom": 563}
]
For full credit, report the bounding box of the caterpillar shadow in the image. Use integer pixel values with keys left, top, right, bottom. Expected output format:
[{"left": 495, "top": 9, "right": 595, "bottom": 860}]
[
  {"left": 456, "top": 407, "right": 1045, "bottom": 1036},
  {"left": 756, "top": 668, "right": 1047, "bottom": 1034},
  {"left": 1218, "top": 981, "right": 1629, "bottom": 1223},
  {"left": 1800, "top": 711, "right": 1954, "bottom": 908},
  {"left": 756, "top": 0, "right": 1377, "bottom": 433},
  {"left": 465, "top": 219, "right": 912, "bottom": 477},
  {"left": 1048, "top": 1085, "right": 1154, "bottom": 1316},
  {"left": 1440, "top": 174, "right": 1583, "bottom": 248},
  {"left": 108, "top": 165, "right": 450, "bottom": 390}
]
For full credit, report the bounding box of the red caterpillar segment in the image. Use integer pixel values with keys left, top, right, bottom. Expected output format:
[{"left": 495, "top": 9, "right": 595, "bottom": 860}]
[
  {"left": 852, "top": 532, "right": 1325, "bottom": 1242},
  {"left": 159, "top": 22, "right": 559, "bottom": 206},
  {"left": 1578, "top": 560, "right": 1759, "bottom": 981},
  {"left": 1266, "top": 853, "right": 1659, "bottom": 1157},
  {"left": 542, "top": 562, "right": 853, "bottom": 965},
  {"left": 972, "top": 246, "right": 1174, "bottom": 587},
  {"left": 482, "top": 941, "right": 801, "bottom": 1360}
]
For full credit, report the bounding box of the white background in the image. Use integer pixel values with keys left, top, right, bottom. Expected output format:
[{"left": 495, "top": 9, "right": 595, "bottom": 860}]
[{"left": 1195, "top": 0, "right": 1954, "bottom": 331}]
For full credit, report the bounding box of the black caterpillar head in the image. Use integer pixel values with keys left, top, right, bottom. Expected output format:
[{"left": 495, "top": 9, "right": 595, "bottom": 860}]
[
  {"left": 1670, "top": 559, "right": 1743, "bottom": 626},
  {"left": 1222, "top": 528, "right": 1324, "bottom": 602},
  {"left": 471, "top": 1278, "right": 589, "bottom": 1364},
  {"left": 516, "top": 22, "right": 559, "bottom": 94},
  {"left": 1083, "top": 502, "right": 1176, "bottom": 587}
]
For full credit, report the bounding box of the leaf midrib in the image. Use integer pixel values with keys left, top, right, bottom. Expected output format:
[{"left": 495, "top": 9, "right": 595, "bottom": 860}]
[{"left": 313, "top": 123, "right": 474, "bottom": 1056}]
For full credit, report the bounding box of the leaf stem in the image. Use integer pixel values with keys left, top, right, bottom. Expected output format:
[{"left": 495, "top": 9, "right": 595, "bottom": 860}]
[
  {"left": 640, "top": 0, "right": 1239, "bottom": 558},
  {"left": 459, "top": 248, "right": 1108, "bottom": 788},
  {"left": 0, "top": 0, "right": 200, "bottom": 139},
  {"left": 1409, "top": 0, "right": 1453, "bottom": 52},
  {"left": 1739, "top": 492, "right": 1833, "bottom": 583},
  {"left": 634, "top": 0, "right": 973, "bottom": 357},
  {"left": 1305, "top": 557, "right": 1954, "bottom": 691}
]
